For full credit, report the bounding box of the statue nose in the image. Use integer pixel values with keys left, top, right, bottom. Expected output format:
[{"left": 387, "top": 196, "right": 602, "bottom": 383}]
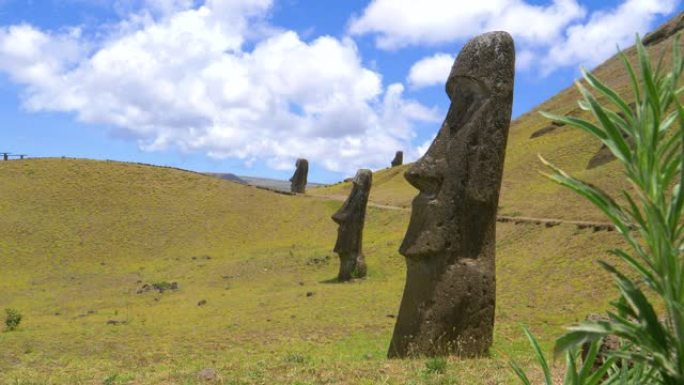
[{"left": 404, "top": 165, "right": 442, "bottom": 196}]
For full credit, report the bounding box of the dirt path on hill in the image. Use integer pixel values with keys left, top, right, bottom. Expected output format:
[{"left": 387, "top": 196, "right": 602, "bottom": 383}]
[{"left": 307, "top": 194, "right": 623, "bottom": 232}]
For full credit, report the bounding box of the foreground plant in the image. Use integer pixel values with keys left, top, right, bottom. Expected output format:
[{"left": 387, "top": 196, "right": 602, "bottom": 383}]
[{"left": 511, "top": 34, "right": 684, "bottom": 384}]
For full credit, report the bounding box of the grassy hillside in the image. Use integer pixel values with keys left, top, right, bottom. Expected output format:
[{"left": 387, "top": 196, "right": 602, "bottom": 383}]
[
  {"left": 311, "top": 33, "right": 683, "bottom": 223},
  {"left": 0, "top": 157, "right": 625, "bottom": 384},
  {"left": 2, "top": 21, "right": 681, "bottom": 385}
]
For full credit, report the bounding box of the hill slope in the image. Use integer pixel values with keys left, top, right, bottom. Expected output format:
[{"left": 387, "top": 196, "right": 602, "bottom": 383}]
[
  {"left": 0, "top": 158, "right": 624, "bottom": 384},
  {"left": 2, "top": 16, "right": 682, "bottom": 385}
]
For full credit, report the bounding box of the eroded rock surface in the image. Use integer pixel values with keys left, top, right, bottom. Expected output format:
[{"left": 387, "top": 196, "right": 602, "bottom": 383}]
[
  {"left": 332, "top": 169, "right": 372, "bottom": 281},
  {"left": 289, "top": 158, "right": 308, "bottom": 193},
  {"left": 388, "top": 31, "right": 515, "bottom": 358},
  {"left": 643, "top": 11, "right": 684, "bottom": 46},
  {"left": 581, "top": 314, "right": 621, "bottom": 372},
  {"left": 391, "top": 151, "right": 403, "bottom": 167}
]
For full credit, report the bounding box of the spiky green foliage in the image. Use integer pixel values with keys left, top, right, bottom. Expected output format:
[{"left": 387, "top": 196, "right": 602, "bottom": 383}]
[
  {"left": 511, "top": 327, "right": 622, "bottom": 385},
  {"left": 513, "top": 35, "right": 684, "bottom": 384}
]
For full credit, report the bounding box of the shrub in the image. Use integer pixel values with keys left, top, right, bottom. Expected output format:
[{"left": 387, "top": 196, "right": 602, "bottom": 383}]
[
  {"left": 511, "top": 34, "right": 684, "bottom": 384},
  {"left": 424, "top": 356, "right": 447, "bottom": 374},
  {"left": 151, "top": 281, "right": 178, "bottom": 293},
  {"left": 4, "top": 308, "right": 22, "bottom": 331},
  {"left": 284, "top": 352, "right": 307, "bottom": 364}
]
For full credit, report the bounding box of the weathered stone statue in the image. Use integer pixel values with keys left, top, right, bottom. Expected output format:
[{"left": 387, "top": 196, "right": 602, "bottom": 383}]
[
  {"left": 388, "top": 31, "right": 515, "bottom": 358},
  {"left": 331, "top": 169, "right": 372, "bottom": 281},
  {"left": 289, "top": 158, "right": 308, "bottom": 193},
  {"left": 391, "top": 151, "right": 403, "bottom": 167}
]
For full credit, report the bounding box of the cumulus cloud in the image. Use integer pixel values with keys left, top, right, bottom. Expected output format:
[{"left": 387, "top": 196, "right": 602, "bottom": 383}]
[
  {"left": 0, "top": 0, "right": 439, "bottom": 175},
  {"left": 407, "top": 53, "right": 454, "bottom": 89},
  {"left": 349, "top": 0, "right": 586, "bottom": 49},
  {"left": 543, "top": 0, "right": 678, "bottom": 71},
  {"left": 353, "top": 0, "right": 679, "bottom": 76}
]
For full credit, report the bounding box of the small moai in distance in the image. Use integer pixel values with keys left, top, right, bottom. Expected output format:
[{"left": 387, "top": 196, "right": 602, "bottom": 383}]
[
  {"left": 331, "top": 169, "right": 372, "bottom": 281},
  {"left": 289, "top": 158, "right": 308, "bottom": 193},
  {"left": 388, "top": 31, "right": 515, "bottom": 358},
  {"left": 391, "top": 151, "right": 403, "bottom": 167}
]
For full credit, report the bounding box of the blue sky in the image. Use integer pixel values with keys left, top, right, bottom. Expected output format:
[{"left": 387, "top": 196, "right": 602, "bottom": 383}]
[{"left": 0, "top": 0, "right": 680, "bottom": 183}]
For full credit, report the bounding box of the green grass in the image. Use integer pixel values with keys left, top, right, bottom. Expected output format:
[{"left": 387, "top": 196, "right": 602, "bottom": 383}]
[
  {"left": 2, "top": 28, "right": 681, "bottom": 385},
  {"left": 0, "top": 157, "right": 624, "bottom": 384}
]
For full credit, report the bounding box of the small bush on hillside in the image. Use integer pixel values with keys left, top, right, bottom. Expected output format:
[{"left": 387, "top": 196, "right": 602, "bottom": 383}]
[
  {"left": 424, "top": 356, "right": 447, "bottom": 374},
  {"left": 151, "top": 281, "right": 178, "bottom": 293},
  {"left": 511, "top": 35, "right": 684, "bottom": 384},
  {"left": 284, "top": 352, "right": 307, "bottom": 364},
  {"left": 4, "top": 308, "right": 22, "bottom": 331}
]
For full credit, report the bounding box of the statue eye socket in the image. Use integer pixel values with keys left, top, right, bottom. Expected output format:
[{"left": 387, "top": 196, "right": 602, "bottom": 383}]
[{"left": 446, "top": 76, "right": 489, "bottom": 133}]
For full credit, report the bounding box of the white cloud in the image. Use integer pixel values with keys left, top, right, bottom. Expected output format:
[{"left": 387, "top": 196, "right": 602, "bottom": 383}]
[
  {"left": 349, "top": 0, "right": 585, "bottom": 50},
  {"left": 543, "top": 0, "right": 679, "bottom": 71},
  {"left": 407, "top": 53, "right": 454, "bottom": 89},
  {"left": 141, "top": 0, "right": 195, "bottom": 15},
  {"left": 416, "top": 137, "right": 434, "bottom": 157},
  {"left": 353, "top": 0, "right": 679, "bottom": 76},
  {"left": 0, "top": 0, "right": 439, "bottom": 175}
]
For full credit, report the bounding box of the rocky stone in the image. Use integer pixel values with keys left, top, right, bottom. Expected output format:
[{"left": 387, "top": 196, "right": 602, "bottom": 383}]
[
  {"left": 289, "top": 158, "right": 308, "bottom": 193},
  {"left": 643, "top": 11, "right": 684, "bottom": 46},
  {"left": 137, "top": 281, "right": 178, "bottom": 294},
  {"left": 530, "top": 124, "right": 560, "bottom": 139},
  {"left": 332, "top": 169, "right": 372, "bottom": 281},
  {"left": 388, "top": 31, "right": 515, "bottom": 358},
  {"left": 587, "top": 145, "right": 619, "bottom": 169},
  {"left": 306, "top": 255, "right": 330, "bottom": 266},
  {"left": 197, "top": 368, "right": 219, "bottom": 382},
  {"left": 391, "top": 151, "right": 403, "bottom": 167},
  {"left": 581, "top": 314, "right": 621, "bottom": 372}
]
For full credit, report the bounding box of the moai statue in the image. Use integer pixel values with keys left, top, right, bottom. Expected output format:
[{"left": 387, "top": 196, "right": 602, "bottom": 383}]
[
  {"left": 289, "top": 158, "right": 308, "bottom": 193},
  {"left": 388, "top": 31, "right": 515, "bottom": 358},
  {"left": 391, "top": 151, "right": 403, "bottom": 167},
  {"left": 331, "top": 169, "right": 372, "bottom": 281}
]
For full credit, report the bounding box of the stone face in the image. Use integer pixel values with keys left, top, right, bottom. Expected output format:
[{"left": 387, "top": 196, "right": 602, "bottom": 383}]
[
  {"left": 332, "top": 169, "right": 372, "bottom": 281},
  {"left": 289, "top": 158, "right": 308, "bottom": 193},
  {"left": 388, "top": 31, "right": 515, "bottom": 358},
  {"left": 391, "top": 151, "right": 404, "bottom": 167}
]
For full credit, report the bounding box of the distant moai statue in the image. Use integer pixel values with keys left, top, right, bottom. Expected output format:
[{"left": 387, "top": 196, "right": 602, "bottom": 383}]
[
  {"left": 289, "top": 158, "right": 308, "bottom": 193},
  {"left": 1, "top": 153, "right": 9, "bottom": 161},
  {"left": 388, "top": 31, "right": 515, "bottom": 358},
  {"left": 391, "top": 151, "right": 403, "bottom": 167},
  {"left": 331, "top": 169, "right": 372, "bottom": 281}
]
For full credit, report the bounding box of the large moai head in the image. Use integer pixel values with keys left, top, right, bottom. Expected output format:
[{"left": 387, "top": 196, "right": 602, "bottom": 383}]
[
  {"left": 331, "top": 169, "right": 372, "bottom": 281},
  {"left": 289, "top": 158, "right": 308, "bottom": 193},
  {"left": 388, "top": 31, "right": 515, "bottom": 358},
  {"left": 391, "top": 151, "right": 403, "bottom": 167}
]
